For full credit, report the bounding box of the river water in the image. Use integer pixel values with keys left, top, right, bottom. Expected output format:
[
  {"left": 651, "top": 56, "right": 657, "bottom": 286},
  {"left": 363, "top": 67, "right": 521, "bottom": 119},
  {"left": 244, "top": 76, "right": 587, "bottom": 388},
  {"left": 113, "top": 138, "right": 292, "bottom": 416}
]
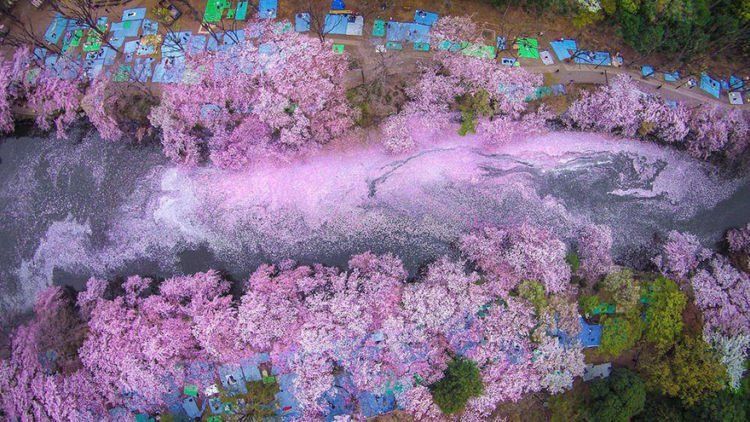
[{"left": 1, "top": 130, "right": 748, "bottom": 324}]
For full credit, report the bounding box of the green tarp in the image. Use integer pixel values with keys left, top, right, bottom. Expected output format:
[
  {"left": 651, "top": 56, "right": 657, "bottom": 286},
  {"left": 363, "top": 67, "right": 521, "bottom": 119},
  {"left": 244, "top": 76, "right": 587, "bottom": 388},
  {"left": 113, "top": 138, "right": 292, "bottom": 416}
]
[
  {"left": 372, "top": 19, "right": 385, "bottom": 37},
  {"left": 462, "top": 43, "right": 496, "bottom": 59},
  {"left": 82, "top": 25, "right": 106, "bottom": 52},
  {"left": 183, "top": 384, "right": 198, "bottom": 397},
  {"left": 114, "top": 65, "right": 131, "bottom": 82},
  {"left": 385, "top": 41, "right": 402, "bottom": 50},
  {"left": 413, "top": 42, "right": 430, "bottom": 52},
  {"left": 235, "top": 1, "right": 248, "bottom": 20},
  {"left": 591, "top": 303, "right": 616, "bottom": 315},
  {"left": 517, "top": 37, "right": 539, "bottom": 59},
  {"left": 204, "top": 0, "right": 231, "bottom": 23},
  {"left": 332, "top": 43, "right": 345, "bottom": 54}
]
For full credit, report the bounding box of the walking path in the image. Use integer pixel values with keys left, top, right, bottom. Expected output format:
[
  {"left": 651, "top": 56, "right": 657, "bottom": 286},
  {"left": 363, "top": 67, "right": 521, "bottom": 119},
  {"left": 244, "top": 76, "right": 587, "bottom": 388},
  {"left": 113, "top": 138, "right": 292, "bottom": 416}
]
[{"left": 332, "top": 36, "right": 748, "bottom": 110}]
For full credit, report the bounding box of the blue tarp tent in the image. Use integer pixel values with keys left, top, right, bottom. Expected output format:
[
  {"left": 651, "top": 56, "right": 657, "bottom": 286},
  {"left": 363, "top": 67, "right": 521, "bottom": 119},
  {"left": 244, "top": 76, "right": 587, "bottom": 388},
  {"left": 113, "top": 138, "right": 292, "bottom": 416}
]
[
  {"left": 123, "top": 7, "right": 147, "bottom": 21},
  {"left": 358, "top": 391, "right": 397, "bottom": 418},
  {"left": 44, "top": 13, "right": 69, "bottom": 44},
  {"left": 259, "top": 0, "right": 277, "bottom": 19},
  {"left": 331, "top": 0, "right": 346, "bottom": 10},
  {"left": 579, "top": 317, "right": 602, "bottom": 348},
  {"left": 182, "top": 397, "right": 203, "bottom": 418},
  {"left": 324, "top": 14, "right": 348, "bottom": 35},
  {"left": 414, "top": 9, "right": 438, "bottom": 26},
  {"left": 276, "top": 373, "right": 301, "bottom": 419},
  {"left": 700, "top": 73, "right": 721, "bottom": 98},
  {"left": 729, "top": 75, "right": 744, "bottom": 91},
  {"left": 550, "top": 39, "right": 577, "bottom": 61},
  {"left": 664, "top": 71, "right": 680, "bottom": 82},
  {"left": 574, "top": 50, "right": 611, "bottom": 66},
  {"left": 295, "top": 13, "right": 311, "bottom": 32},
  {"left": 218, "top": 364, "right": 248, "bottom": 395},
  {"left": 641, "top": 65, "right": 655, "bottom": 77}
]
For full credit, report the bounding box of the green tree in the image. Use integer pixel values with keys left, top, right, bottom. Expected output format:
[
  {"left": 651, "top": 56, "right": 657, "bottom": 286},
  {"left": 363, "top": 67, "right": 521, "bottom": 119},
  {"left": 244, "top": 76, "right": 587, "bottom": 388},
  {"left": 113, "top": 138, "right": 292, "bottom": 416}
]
[
  {"left": 599, "top": 269, "right": 640, "bottom": 314},
  {"left": 600, "top": 314, "right": 642, "bottom": 357},
  {"left": 638, "top": 335, "right": 728, "bottom": 406},
  {"left": 644, "top": 276, "right": 686, "bottom": 350},
  {"left": 430, "top": 357, "right": 484, "bottom": 414},
  {"left": 587, "top": 368, "right": 646, "bottom": 422},
  {"left": 634, "top": 394, "right": 684, "bottom": 422},
  {"left": 691, "top": 390, "right": 746, "bottom": 422},
  {"left": 579, "top": 294, "right": 600, "bottom": 316},
  {"left": 518, "top": 280, "right": 547, "bottom": 314}
]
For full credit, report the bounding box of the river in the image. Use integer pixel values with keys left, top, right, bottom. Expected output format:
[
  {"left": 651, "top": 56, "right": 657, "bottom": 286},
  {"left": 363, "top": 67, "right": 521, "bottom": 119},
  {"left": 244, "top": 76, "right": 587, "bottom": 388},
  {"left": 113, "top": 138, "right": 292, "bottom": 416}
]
[{"left": 1, "top": 129, "right": 748, "bottom": 325}]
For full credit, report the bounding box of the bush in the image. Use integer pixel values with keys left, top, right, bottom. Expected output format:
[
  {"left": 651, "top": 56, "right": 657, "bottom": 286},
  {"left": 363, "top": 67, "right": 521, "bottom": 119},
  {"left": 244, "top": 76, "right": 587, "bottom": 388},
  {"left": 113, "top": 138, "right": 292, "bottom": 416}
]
[
  {"left": 644, "top": 276, "right": 686, "bottom": 350},
  {"left": 430, "top": 358, "right": 484, "bottom": 414},
  {"left": 588, "top": 368, "right": 646, "bottom": 422},
  {"left": 600, "top": 315, "right": 642, "bottom": 357}
]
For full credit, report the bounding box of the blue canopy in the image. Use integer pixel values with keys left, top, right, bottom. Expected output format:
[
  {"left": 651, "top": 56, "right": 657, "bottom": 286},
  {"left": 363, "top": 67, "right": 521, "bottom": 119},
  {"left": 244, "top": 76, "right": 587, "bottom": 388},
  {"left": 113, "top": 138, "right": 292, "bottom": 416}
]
[
  {"left": 295, "top": 13, "right": 311, "bottom": 32},
  {"left": 414, "top": 9, "right": 439, "bottom": 26},
  {"left": 550, "top": 39, "right": 577, "bottom": 61},
  {"left": 578, "top": 317, "right": 602, "bottom": 348},
  {"left": 700, "top": 73, "right": 721, "bottom": 98}
]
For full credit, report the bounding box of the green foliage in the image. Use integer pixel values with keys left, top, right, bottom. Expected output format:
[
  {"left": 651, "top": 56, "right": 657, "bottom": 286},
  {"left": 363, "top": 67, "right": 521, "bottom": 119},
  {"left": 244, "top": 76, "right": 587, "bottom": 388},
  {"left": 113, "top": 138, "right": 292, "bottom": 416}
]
[
  {"left": 610, "top": 0, "right": 749, "bottom": 59},
  {"left": 644, "top": 276, "right": 686, "bottom": 350},
  {"left": 600, "top": 314, "right": 642, "bottom": 357},
  {"left": 691, "top": 390, "right": 746, "bottom": 422},
  {"left": 518, "top": 280, "right": 548, "bottom": 314},
  {"left": 457, "top": 90, "right": 492, "bottom": 136},
  {"left": 548, "top": 388, "right": 585, "bottom": 422},
  {"left": 587, "top": 368, "right": 646, "bottom": 422},
  {"left": 599, "top": 269, "right": 641, "bottom": 314},
  {"left": 566, "top": 252, "right": 580, "bottom": 273},
  {"left": 573, "top": 9, "right": 604, "bottom": 28},
  {"left": 430, "top": 358, "right": 484, "bottom": 414},
  {"left": 579, "top": 295, "right": 600, "bottom": 316},
  {"left": 634, "top": 394, "right": 684, "bottom": 422},
  {"left": 638, "top": 335, "right": 728, "bottom": 406}
]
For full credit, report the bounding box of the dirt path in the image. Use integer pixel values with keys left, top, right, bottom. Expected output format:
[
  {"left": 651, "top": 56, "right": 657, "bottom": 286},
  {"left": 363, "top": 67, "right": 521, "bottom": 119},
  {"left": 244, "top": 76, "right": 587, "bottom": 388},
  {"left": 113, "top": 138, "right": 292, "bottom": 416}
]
[{"left": 332, "top": 35, "right": 748, "bottom": 110}]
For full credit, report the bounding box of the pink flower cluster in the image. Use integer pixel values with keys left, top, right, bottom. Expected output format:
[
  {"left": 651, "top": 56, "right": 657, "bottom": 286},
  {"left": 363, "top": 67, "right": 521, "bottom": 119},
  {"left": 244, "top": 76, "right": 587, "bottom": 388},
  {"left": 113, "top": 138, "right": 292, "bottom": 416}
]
[
  {"left": 149, "top": 20, "right": 354, "bottom": 168},
  {"left": 2, "top": 239, "right": 586, "bottom": 420},
  {"left": 567, "top": 75, "right": 750, "bottom": 160},
  {"left": 460, "top": 223, "right": 572, "bottom": 296}
]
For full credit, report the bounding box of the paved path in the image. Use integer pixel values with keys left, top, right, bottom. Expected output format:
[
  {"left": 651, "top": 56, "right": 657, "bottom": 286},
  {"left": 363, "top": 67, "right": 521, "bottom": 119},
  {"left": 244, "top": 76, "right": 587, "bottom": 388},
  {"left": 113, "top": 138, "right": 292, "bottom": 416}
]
[{"left": 332, "top": 35, "right": 748, "bottom": 110}]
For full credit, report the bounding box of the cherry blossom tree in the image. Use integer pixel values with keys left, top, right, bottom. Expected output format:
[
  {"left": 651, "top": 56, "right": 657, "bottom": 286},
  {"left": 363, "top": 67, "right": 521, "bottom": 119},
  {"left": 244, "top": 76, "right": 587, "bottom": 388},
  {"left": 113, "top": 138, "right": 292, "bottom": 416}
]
[
  {"left": 82, "top": 75, "right": 157, "bottom": 143},
  {"left": 576, "top": 223, "right": 614, "bottom": 284},
  {"left": 653, "top": 230, "right": 711, "bottom": 281},
  {"left": 460, "top": 224, "right": 571, "bottom": 296},
  {"left": 727, "top": 223, "right": 750, "bottom": 255},
  {"left": 691, "top": 257, "right": 750, "bottom": 337},
  {"left": 430, "top": 15, "right": 483, "bottom": 46},
  {"left": 149, "top": 19, "right": 354, "bottom": 168},
  {"left": 688, "top": 105, "right": 750, "bottom": 159}
]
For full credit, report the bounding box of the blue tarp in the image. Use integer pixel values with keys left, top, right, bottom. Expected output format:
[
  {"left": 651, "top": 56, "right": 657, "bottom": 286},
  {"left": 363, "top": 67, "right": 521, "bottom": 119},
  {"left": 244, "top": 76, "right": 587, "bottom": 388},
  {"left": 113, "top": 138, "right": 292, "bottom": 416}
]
[
  {"left": 496, "top": 36, "right": 506, "bottom": 51},
  {"left": 224, "top": 30, "right": 245, "bottom": 46},
  {"left": 44, "top": 14, "right": 69, "bottom": 45},
  {"left": 259, "top": 0, "right": 277, "bottom": 19},
  {"left": 218, "top": 364, "right": 248, "bottom": 395},
  {"left": 664, "top": 71, "right": 680, "bottom": 82},
  {"left": 574, "top": 50, "right": 611, "bottom": 66},
  {"left": 111, "top": 20, "right": 141, "bottom": 38},
  {"left": 188, "top": 35, "right": 207, "bottom": 54},
  {"left": 331, "top": 0, "right": 346, "bottom": 9},
  {"left": 133, "top": 58, "right": 154, "bottom": 82},
  {"left": 123, "top": 39, "right": 139, "bottom": 54},
  {"left": 501, "top": 57, "right": 517, "bottom": 66},
  {"left": 295, "top": 13, "right": 311, "bottom": 32},
  {"left": 276, "top": 373, "right": 301, "bottom": 419},
  {"left": 579, "top": 317, "right": 602, "bottom": 348},
  {"left": 641, "top": 65, "right": 655, "bottom": 77},
  {"left": 358, "top": 391, "right": 397, "bottom": 418},
  {"left": 152, "top": 56, "right": 185, "bottom": 83},
  {"left": 141, "top": 19, "right": 158, "bottom": 35},
  {"left": 550, "top": 39, "right": 577, "bottom": 61},
  {"left": 700, "top": 73, "right": 721, "bottom": 98},
  {"left": 414, "top": 9, "right": 438, "bottom": 26},
  {"left": 182, "top": 397, "right": 203, "bottom": 419},
  {"left": 729, "top": 75, "right": 744, "bottom": 91},
  {"left": 122, "top": 7, "right": 147, "bottom": 21},
  {"left": 324, "top": 14, "right": 348, "bottom": 35},
  {"left": 162, "top": 31, "right": 191, "bottom": 57},
  {"left": 386, "top": 21, "right": 430, "bottom": 43}
]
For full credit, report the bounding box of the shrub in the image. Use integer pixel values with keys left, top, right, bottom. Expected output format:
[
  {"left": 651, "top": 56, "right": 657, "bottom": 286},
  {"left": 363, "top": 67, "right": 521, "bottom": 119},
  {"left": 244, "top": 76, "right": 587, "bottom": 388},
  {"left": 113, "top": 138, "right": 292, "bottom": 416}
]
[{"left": 430, "top": 358, "right": 484, "bottom": 414}]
